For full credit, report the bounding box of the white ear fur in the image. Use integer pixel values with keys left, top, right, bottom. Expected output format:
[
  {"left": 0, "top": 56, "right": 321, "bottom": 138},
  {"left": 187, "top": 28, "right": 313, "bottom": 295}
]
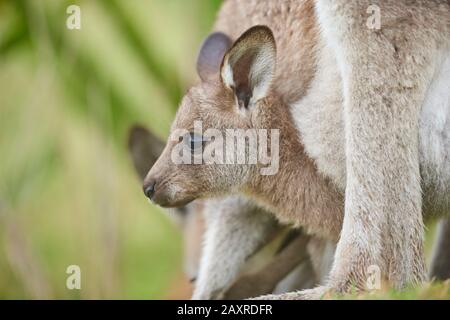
[
  {"left": 220, "top": 26, "right": 276, "bottom": 107},
  {"left": 249, "top": 44, "right": 276, "bottom": 102},
  {"left": 221, "top": 60, "right": 235, "bottom": 89}
]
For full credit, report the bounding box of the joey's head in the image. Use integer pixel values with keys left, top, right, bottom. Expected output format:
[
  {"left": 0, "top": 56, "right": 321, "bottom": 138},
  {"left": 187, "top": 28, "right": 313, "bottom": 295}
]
[
  {"left": 128, "top": 125, "right": 197, "bottom": 221},
  {"left": 144, "top": 26, "right": 285, "bottom": 208}
]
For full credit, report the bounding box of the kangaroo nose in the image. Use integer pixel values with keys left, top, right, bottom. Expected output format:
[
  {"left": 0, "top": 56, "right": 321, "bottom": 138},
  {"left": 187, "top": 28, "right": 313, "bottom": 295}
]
[{"left": 143, "top": 180, "right": 156, "bottom": 199}]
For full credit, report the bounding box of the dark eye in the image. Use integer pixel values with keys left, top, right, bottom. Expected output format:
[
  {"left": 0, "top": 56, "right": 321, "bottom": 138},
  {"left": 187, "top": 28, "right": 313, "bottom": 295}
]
[{"left": 186, "top": 132, "right": 204, "bottom": 151}]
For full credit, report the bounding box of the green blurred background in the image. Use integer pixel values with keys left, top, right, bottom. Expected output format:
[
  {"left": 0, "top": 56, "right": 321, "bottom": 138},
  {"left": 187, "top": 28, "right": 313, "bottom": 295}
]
[{"left": 0, "top": 0, "right": 221, "bottom": 299}]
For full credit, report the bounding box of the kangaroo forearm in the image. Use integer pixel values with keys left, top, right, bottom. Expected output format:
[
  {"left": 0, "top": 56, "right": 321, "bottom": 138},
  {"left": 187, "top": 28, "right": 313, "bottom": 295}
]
[
  {"left": 315, "top": 0, "right": 445, "bottom": 289},
  {"left": 223, "top": 232, "right": 310, "bottom": 299},
  {"left": 192, "top": 196, "right": 278, "bottom": 299}
]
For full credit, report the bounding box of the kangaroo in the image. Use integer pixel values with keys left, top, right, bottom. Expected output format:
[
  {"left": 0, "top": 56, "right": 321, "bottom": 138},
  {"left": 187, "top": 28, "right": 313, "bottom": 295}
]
[
  {"left": 143, "top": 6, "right": 450, "bottom": 296},
  {"left": 143, "top": 25, "right": 346, "bottom": 300},
  {"left": 192, "top": 0, "right": 337, "bottom": 299},
  {"left": 128, "top": 125, "right": 331, "bottom": 298}
]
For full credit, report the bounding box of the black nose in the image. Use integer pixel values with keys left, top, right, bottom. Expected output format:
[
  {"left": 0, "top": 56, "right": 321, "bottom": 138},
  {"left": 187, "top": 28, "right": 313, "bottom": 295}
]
[{"left": 143, "top": 180, "right": 156, "bottom": 199}]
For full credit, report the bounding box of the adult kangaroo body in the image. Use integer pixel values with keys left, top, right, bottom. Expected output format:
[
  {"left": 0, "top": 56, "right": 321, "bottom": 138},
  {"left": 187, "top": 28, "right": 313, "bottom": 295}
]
[
  {"left": 300, "top": 0, "right": 450, "bottom": 295},
  {"left": 144, "top": 0, "right": 450, "bottom": 298},
  {"left": 215, "top": 0, "right": 450, "bottom": 295}
]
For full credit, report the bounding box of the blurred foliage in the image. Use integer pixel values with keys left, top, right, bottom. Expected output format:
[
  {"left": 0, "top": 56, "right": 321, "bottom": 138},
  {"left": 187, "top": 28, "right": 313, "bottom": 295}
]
[{"left": 0, "top": 0, "right": 220, "bottom": 299}]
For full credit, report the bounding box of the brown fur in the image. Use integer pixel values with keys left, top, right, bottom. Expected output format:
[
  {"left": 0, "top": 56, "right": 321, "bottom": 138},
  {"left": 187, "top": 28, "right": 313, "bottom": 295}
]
[
  {"left": 129, "top": 124, "right": 325, "bottom": 298},
  {"left": 144, "top": 28, "right": 344, "bottom": 239}
]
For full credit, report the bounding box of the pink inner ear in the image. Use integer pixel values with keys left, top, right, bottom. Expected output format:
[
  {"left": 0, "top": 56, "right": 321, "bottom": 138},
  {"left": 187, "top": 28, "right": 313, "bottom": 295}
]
[{"left": 196, "top": 32, "right": 232, "bottom": 82}]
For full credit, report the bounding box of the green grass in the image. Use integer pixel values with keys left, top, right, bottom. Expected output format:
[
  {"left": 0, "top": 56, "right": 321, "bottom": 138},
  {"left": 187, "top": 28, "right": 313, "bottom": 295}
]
[{"left": 337, "top": 281, "right": 450, "bottom": 300}]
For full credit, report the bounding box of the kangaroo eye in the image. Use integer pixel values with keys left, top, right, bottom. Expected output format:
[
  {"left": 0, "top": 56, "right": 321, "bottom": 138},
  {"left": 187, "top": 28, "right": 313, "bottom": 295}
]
[{"left": 186, "top": 132, "right": 204, "bottom": 151}]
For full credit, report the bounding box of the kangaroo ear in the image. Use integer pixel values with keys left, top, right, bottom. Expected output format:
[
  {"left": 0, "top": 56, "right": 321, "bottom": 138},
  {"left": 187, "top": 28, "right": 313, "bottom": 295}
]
[
  {"left": 128, "top": 125, "right": 165, "bottom": 181},
  {"left": 196, "top": 32, "right": 232, "bottom": 82},
  {"left": 220, "top": 26, "right": 276, "bottom": 109}
]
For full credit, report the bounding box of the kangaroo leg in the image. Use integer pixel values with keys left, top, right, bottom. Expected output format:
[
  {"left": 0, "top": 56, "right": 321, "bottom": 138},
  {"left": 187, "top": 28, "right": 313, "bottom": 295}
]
[
  {"left": 429, "top": 218, "right": 450, "bottom": 281},
  {"left": 306, "top": 237, "right": 335, "bottom": 284},
  {"left": 272, "top": 237, "right": 336, "bottom": 293},
  {"left": 192, "top": 196, "right": 278, "bottom": 300},
  {"left": 314, "top": 0, "right": 445, "bottom": 292},
  {"left": 272, "top": 258, "right": 317, "bottom": 294},
  {"left": 253, "top": 238, "right": 335, "bottom": 300},
  {"left": 223, "top": 231, "right": 311, "bottom": 299}
]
